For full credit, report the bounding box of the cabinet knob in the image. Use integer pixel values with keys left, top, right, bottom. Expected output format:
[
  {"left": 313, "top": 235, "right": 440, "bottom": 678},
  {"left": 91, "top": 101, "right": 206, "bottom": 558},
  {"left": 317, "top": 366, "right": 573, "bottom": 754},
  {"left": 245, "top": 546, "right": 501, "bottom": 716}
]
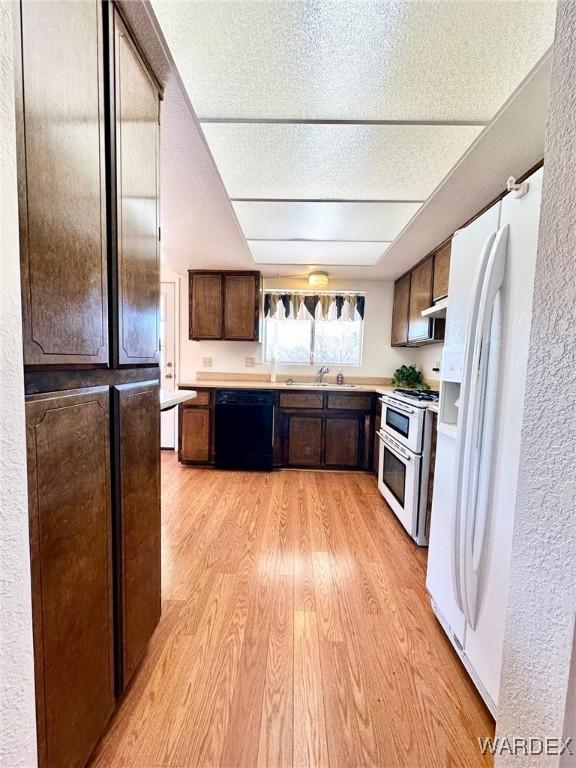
[{"left": 165, "top": 373, "right": 173, "bottom": 379}]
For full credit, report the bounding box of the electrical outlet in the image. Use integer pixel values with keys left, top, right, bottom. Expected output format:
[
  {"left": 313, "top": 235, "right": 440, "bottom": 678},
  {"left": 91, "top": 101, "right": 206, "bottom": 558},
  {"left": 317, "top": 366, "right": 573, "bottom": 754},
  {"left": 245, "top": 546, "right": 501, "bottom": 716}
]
[
  {"left": 245, "top": 356, "right": 256, "bottom": 368},
  {"left": 202, "top": 357, "right": 213, "bottom": 368}
]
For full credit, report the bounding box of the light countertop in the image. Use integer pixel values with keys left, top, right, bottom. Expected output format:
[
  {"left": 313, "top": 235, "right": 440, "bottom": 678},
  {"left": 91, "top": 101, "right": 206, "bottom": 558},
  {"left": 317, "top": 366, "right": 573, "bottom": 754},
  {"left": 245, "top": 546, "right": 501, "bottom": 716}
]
[
  {"left": 178, "top": 379, "right": 395, "bottom": 396},
  {"left": 177, "top": 380, "right": 441, "bottom": 413},
  {"left": 160, "top": 389, "right": 197, "bottom": 411}
]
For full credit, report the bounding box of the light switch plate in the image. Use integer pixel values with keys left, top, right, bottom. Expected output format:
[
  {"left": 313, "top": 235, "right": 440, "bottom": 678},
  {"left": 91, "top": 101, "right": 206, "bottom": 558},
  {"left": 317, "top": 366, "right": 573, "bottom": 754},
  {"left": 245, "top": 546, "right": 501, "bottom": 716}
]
[
  {"left": 245, "top": 356, "right": 256, "bottom": 368},
  {"left": 202, "top": 357, "right": 213, "bottom": 368}
]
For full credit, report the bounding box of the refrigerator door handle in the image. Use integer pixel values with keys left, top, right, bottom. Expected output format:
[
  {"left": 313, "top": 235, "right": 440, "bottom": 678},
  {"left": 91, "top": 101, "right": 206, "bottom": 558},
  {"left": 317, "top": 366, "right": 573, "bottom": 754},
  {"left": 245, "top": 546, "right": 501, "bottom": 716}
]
[
  {"left": 471, "top": 292, "right": 502, "bottom": 573},
  {"left": 462, "top": 226, "right": 508, "bottom": 629},
  {"left": 452, "top": 231, "right": 496, "bottom": 613}
]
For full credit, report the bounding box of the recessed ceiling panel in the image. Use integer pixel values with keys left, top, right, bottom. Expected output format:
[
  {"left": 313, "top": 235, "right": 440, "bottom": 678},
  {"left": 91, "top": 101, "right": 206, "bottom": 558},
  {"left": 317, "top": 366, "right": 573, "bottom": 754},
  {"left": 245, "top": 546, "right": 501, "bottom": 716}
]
[
  {"left": 249, "top": 240, "right": 389, "bottom": 266},
  {"left": 152, "top": 0, "right": 555, "bottom": 121},
  {"left": 232, "top": 201, "right": 421, "bottom": 241},
  {"left": 203, "top": 123, "right": 483, "bottom": 200}
]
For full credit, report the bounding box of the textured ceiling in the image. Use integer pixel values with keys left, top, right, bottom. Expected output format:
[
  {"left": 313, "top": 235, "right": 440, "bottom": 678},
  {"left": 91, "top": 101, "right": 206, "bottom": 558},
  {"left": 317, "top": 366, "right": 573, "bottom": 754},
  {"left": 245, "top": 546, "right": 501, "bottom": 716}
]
[
  {"left": 150, "top": 0, "right": 556, "bottom": 277},
  {"left": 203, "top": 123, "right": 483, "bottom": 200},
  {"left": 152, "top": 0, "right": 555, "bottom": 122}
]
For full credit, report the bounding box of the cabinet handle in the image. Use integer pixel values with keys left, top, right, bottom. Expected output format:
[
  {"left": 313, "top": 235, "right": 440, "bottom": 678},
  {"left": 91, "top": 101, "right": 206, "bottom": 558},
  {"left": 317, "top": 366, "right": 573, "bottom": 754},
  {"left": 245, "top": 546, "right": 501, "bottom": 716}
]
[{"left": 165, "top": 373, "right": 173, "bottom": 379}]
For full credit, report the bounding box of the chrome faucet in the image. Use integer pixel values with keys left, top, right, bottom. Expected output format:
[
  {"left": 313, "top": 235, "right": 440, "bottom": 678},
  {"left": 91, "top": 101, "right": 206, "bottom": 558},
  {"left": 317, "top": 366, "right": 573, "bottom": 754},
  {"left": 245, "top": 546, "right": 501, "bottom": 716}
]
[{"left": 316, "top": 366, "right": 330, "bottom": 384}]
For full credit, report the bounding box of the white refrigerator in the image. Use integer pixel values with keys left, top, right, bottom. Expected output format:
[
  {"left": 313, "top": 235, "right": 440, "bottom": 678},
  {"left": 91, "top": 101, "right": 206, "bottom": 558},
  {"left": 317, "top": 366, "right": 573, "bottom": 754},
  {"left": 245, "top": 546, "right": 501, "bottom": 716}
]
[{"left": 426, "top": 167, "right": 543, "bottom": 716}]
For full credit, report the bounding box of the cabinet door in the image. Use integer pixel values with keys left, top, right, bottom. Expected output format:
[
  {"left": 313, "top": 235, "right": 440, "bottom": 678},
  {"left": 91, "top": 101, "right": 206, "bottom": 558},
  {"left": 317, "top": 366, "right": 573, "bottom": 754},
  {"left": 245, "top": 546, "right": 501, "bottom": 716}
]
[
  {"left": 223, "top": 273, "right": 259, "bottom": 340},
  {"left": 16, "top": 1, "right": 108, "bottom": 366},
  {"left": 433, "top": 242, "right": 451, "bottom": 301},
  {"left": 179, "top": 406, "right": 212, "bottom": 463},
  {"left": 288, "top": 416, "right": 323, "bottom": 466},
  {"left": 113, "top": 382, "right": 161, "bottom": 692},
  {"left": 189, "top": 273, "right": 223, "bottom": 340},
  {"left": 324, "top": 417, "right": 360, "bottom": 467},
  {"left": 408, "top": 256, "right": 434, "bottom": 343},
  {"left": 26, "top": 387, "right": 114, "bottom": 768},
  {"left": 391, "top": 273, "right": 410, "bottom": 346},
  {"left": 113, "top": 10, "right": 160, "bottom": 365}
]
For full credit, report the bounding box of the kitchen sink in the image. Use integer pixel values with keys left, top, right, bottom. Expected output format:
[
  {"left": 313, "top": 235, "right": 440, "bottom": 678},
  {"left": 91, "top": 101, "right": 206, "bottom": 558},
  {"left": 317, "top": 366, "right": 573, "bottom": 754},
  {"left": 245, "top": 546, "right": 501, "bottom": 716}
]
[{"left": 287, "top": 381, "right": 358, "bottom": 388}]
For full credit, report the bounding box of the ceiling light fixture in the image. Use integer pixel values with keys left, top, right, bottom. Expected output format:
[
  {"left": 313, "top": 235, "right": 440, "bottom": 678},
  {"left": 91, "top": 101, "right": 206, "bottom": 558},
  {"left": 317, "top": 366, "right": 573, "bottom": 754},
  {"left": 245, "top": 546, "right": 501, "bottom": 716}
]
[{"left": 308, "top": 271, "right": 329, "bottom": 289}]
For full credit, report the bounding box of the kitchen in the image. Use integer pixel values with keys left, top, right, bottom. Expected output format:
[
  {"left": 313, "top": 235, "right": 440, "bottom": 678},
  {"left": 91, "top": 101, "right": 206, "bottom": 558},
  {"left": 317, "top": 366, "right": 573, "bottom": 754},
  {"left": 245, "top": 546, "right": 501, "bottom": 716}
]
[{"left": 1, "top": 2, "right": 575, "bottom": 768}]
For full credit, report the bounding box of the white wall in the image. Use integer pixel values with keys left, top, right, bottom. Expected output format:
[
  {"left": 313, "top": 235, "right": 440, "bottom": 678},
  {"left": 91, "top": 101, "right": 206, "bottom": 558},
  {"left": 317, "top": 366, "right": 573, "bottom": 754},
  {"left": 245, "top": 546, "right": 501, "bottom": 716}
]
[
  {"left": 496, "top": 2, "right": 576, "bottom": 765},
  {"left": 410, "top": 343, "right": 443, "bottom": 384},
  {"left": 176, "top": 275, "right": 421, "bottom": 383},
  {"left": 0, "top": 3, "right": 38, "bottom": 765}
]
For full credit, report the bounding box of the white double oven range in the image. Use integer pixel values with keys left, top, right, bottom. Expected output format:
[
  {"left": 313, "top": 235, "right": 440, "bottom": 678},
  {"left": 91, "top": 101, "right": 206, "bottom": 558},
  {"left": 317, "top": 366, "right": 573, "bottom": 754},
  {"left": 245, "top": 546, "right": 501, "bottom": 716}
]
[{"left": 377, "top": 389, "right": 438, "bottom": 545}]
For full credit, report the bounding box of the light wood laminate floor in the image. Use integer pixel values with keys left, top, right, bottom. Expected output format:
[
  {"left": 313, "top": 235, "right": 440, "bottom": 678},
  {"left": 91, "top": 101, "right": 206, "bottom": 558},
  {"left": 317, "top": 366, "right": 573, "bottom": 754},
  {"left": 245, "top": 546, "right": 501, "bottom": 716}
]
[{"left": 90, "top": 453, "right": 494, "bottom": 768}]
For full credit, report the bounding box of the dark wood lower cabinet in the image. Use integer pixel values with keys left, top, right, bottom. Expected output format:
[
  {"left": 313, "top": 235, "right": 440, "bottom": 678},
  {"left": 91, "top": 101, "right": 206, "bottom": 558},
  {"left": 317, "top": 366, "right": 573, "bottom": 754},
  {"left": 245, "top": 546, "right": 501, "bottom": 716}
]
[
  {"left": 26, "top": 387, "right": 115, "bottom": 768},
  {"left": 177, "top": 388, "right": 376, "bottom": 471},
  {"left": 179, "top": 403, "right": 212, "bottom": 464},
  {"left": 287, "top": 416, "right": 323, "bottom": 466},
  {"left": 324, "top": 417, "right": 360, "bottom": 467},
  {"left": 273, "top": 391, "right": 374, "bottom": 470},
  {"left": 113, "top": 382, "right": 161, "bottom": 693}
]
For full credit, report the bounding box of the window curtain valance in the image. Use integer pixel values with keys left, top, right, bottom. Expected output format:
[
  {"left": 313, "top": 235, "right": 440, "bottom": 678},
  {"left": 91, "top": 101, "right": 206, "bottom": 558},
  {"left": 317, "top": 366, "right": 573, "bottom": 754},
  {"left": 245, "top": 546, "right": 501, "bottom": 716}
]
[{"left": 264, "top": 292, "right": 365, "bottom": 321}]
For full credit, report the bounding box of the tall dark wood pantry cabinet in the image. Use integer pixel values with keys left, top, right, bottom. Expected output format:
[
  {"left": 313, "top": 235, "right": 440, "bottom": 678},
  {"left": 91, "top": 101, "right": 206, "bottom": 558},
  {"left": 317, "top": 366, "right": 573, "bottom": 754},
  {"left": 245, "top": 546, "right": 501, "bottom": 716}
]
[{"left": 15, "top": 3, "right": 162, "bottom": 767}]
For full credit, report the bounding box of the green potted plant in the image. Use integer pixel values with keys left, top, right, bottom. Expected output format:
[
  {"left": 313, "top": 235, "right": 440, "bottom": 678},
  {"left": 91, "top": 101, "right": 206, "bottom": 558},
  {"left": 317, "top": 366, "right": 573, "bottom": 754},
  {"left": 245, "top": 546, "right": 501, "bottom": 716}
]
[{"left": 391, "top": 365, "right": 429, "bottom": 390}]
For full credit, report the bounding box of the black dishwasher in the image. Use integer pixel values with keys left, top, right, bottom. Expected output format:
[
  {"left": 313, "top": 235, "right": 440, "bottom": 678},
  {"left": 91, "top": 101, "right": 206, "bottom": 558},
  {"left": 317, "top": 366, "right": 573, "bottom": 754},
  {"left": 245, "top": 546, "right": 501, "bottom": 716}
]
[{"left": 214, "top": 390, "right": 274, "bottom": 470}]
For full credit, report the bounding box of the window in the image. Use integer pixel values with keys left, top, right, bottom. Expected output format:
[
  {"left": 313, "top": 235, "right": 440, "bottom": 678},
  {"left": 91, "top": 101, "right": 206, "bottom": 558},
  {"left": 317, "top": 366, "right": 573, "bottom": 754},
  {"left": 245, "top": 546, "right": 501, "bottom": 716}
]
[{"left": 264, "top": 291, "right": 365, "bottom": 366}]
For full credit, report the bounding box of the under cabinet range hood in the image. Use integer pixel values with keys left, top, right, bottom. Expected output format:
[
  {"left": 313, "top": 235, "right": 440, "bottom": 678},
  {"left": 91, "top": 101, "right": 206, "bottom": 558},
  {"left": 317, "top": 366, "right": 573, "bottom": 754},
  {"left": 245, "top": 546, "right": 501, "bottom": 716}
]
[{"left": 421, "top": 298, "right": 448, "bottom": 319}]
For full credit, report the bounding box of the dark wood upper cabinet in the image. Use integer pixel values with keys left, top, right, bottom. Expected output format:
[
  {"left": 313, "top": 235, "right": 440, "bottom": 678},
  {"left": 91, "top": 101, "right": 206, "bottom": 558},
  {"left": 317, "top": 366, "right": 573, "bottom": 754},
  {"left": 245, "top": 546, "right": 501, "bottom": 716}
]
[
  {"left": 392, "top": 243, "right": 450, "bottom": 346},
  {"left": 16, "top": 0, "right": 108, "bottom": 366},
  {"left": 113, "top": 382, "right": 161, "bottom": 693},
  {"left": 433, "top": 241, "right": 451, "bottom": 301},
  {"left": 324, "top": 417, "right": 359, "bottom": 467},
  {"left": 408, "top": 255, "right": 434, "bottom": 343},
  {"left": 188, "top": 271, "right": 261, "bottom": 341},
  {"left": 189, "top": 273, "right": 223, "bottom": 340},
  {"left": 26, "top": 387, "right": 114, "bottom": 768},
  {"left": 224, "top": 273, "right": 260, "bottom": 340},
  {"left": 391, "top": 273, "right": 410, "bottom": 346},
  {"left": 112, "top": 9, "right": 160, "bottom": 365}
]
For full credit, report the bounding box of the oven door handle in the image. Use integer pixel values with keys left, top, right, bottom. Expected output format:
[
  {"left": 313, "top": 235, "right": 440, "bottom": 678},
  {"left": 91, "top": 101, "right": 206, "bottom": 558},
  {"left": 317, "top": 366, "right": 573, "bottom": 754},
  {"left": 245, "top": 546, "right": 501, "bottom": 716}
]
[
  {"left": 377, "top": 430, "right": 411, "bottom": 461},
  {"left": 381, "top": 396, "right": 415, "bottom": 415}
]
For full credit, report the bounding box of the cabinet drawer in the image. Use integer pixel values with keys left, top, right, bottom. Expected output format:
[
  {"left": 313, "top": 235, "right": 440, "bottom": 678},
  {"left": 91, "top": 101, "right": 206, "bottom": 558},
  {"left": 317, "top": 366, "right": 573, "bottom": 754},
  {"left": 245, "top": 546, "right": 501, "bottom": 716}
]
[
  {"left": 279, "top": 392, "right": 324, "bottom": 410},
  {"left": 182, "top": 390, "right": 211, "bottom": 407},
  {"left": 327, "top": 394, "right": 372, "bottom": 411}
]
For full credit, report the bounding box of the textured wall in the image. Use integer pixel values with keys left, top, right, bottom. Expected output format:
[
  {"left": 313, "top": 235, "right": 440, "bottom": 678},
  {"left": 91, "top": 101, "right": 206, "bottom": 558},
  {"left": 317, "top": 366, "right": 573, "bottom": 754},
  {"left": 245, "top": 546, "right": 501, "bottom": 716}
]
[
  {"left": 496, "top": 2, "right": 576, "bottom": 766},
  {"left": 0, "top": 3, "right": 38, "bottom": 766}
]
